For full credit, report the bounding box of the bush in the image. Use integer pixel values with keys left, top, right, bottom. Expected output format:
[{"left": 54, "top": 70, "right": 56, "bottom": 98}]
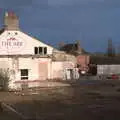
[{"left": 0, "top": 69, "right": 10, "bottom": 91}]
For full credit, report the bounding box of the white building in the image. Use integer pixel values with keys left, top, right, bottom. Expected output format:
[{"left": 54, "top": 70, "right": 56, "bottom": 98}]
[{"left": 0, "top": 12, "right": 77, "bottom": 90}]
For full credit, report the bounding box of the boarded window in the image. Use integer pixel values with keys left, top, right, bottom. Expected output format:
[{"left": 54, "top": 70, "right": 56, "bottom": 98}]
[
  {"left": 34, "top": 47, "right": 38, "bottom": 54},
  {"left": 21, "top": 69, "right": 28, "bottom": 80},
  {"left": 44, "top": 47, "right": 47, "bottom": 54},
  {"left": 39, "top": 47, "right": 42, "bottom": 54},
  {"left": 34, "top": 46, "right": 47, "bottom": 55}
]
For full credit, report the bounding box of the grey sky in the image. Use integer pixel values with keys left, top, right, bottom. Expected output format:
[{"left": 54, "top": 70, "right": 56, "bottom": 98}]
[{"left": 0, "top": 0, "right": 119, "bottom": 52}]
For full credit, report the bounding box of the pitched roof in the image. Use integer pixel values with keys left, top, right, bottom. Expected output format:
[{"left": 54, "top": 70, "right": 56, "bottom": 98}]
[
  {"left": 0, "top": 28, "right": 5, "bottom": 35},
  {"left": 90, "top": 56, "right": 120, "bottom": 65},
  {"left": 59, "top": 43, "right": 88, "bottom": 55}
]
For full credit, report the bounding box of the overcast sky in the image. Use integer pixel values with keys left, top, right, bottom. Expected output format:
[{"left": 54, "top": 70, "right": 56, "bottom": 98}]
[{"left": 0, "top": 0, "right": 120, "bottom": 52}]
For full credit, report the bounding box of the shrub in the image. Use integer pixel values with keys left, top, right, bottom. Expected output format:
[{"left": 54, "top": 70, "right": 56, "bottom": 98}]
[{"left": 0, "top": 69, "right": 10, "bottom": 91}]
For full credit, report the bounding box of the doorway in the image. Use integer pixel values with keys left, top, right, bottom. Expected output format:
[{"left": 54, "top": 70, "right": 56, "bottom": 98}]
[{"left": 20, "top": 69, "right": 28, "bottom": 89}]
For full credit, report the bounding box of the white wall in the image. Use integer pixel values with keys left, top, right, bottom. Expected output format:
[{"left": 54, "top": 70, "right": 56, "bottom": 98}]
[
  {"left": 0, "top": 57, "right": 51, "bottom": 89},
  {"left": 51, "top": 62, "right": 64, "bottom": 79},
  {"left": 0, "top": 57, "right": 78, "bottom": 89},
  {"left": 97, "top": 65, "right": 120, "bottom": 75},
  {"left": 0, "top": 30, "right": 54, "bottom": 55},
  {"left": 51, "top": 61, "right": 75, "bottom": 80}
]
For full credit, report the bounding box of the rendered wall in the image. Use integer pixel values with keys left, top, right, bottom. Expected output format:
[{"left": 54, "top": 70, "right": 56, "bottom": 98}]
[
  {"left": 51, "top": 61, "right": 76, "bottom": 80},
  {"left": 0, "top": 57, "right": 51, "bottom": 89},
  {"left": 0, "top": 30, "right": 53, "bottom": 55}
]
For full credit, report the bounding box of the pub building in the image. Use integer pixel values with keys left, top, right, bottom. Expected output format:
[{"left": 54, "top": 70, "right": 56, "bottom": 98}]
[{"left": 0, "top": 11, "right": 76, "bottom": 90}]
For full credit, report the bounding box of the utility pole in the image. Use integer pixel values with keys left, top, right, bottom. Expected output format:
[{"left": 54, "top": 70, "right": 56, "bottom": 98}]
[
  {"left": 76, "top": 40, "right": 82, "bottom": 54},
  {"left": 107, "top": 39, "right": 115, "bottom": 57}
]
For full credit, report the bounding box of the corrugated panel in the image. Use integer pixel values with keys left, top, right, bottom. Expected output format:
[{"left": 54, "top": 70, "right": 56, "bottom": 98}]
[{"left": 97, "top": 65, "right": 120, "bottom": 75}]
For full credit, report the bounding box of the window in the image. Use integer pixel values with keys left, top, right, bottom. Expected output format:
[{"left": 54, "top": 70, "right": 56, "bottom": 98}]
[
  {"left": 39, "top": 47, "right": 42, "bottom": 54},
  {"left": 34, "top": 46, "right": 48, "bottom": 55},
  {"left": 15, "top": 32, "right": 18, "bottom": 35},
  {"left": 34, "top": 47, "right": 38, "bottom": 54},
  {"left": 44, "top": 47, "right": 47, "bottom": 54},
  {"left": 21, "top": 69, "right": 28, "bottom": 80}
]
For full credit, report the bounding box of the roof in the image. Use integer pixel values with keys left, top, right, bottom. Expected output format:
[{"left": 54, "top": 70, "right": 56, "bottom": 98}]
[
  {"left": 90, "top": 56, "right": 120, "bottom": 65},
  {"left": 0, "top": 28, "right": 56, "bottom": 51},
  {"left": 60, "top": 43, "right": 78, "bottom": 51},
  {"left": 21, "top": 30, "right": 56, "bottom": 50},
  {"left": 59, "top": 43, "right": 88, "bottom": 55},
  {"left": 0, "top": 28, "right": 5, "bottom": 35}
]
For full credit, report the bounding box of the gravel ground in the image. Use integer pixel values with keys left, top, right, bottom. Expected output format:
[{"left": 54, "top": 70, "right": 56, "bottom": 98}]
[{"left": 1, "top": 79, "right": 120, "bottom": 120}]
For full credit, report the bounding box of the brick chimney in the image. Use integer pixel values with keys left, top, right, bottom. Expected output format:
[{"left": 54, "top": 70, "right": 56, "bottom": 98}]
[
  {"left": 76, "top": 40, "right": 82, "bottom": 54},
  {"left": 4, "top": 11, "right": 19, "bottom": 30}
]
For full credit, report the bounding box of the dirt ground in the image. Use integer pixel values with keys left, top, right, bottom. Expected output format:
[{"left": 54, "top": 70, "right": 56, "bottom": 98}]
[{"left": 1, "top": 79, "right": 120, "bottom": 120}]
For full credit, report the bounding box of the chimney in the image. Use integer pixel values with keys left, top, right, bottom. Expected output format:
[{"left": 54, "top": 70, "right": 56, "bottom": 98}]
[
  {"left": 76, "top": 40, "right": 82, "bottom": 54},
  {"left": 4, "top": 11, "right": 19, "bottom": 30}
]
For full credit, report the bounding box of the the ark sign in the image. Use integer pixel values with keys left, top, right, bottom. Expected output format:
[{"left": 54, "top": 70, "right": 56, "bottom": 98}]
[{"left": 0, "top": 37, "right": 25, "bottom": 52}]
